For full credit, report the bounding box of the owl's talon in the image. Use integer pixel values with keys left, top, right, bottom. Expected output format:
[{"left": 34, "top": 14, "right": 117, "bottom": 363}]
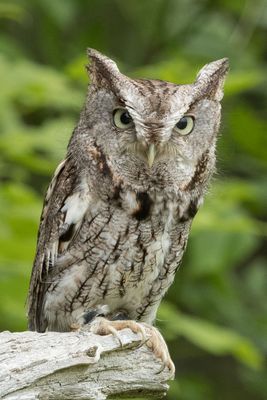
[
  {"left": 105, "top": 324, "right": 124, "bottom": 346},
  {"left": 87, "top": 317, "right": 174, "bottom": 376},
  {"left": 142, "top": 323, "right": 175, "bottom": 376},
  {"left": 70, "top": 322, "right": 82, "bottom": 331},
  {"left": 88, "top": 317, "right": 146, "bottom": 347},
  {"left": 156, "top": 363, "right": 165, "bottom": 375},
  {"left": 88, "top": 317, "right": 124, "bottom": 346}
]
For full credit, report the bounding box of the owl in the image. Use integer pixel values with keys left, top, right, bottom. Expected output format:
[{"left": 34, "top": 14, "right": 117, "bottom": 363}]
[{"left": 28, "top": 49, "right": 228, "bottom": 373}]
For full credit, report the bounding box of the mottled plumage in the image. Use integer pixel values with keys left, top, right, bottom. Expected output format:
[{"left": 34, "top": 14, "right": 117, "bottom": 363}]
[{"left": 28, "top": 50, "right": 228, "bottom": 354}]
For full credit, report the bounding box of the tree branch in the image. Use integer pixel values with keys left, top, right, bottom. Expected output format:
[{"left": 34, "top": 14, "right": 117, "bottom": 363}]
[{"left": 0, "top": 329, "right": 173, "bottom": 399}]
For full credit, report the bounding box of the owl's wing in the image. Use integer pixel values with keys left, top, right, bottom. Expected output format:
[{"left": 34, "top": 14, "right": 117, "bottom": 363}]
[{"left": 27, "top": 157, "right": 90, "bottom": 331}]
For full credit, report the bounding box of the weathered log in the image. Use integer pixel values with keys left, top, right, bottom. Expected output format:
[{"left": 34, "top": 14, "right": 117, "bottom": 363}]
[{"left": 0, "top": 329, "right": 173, "bottom": 399}]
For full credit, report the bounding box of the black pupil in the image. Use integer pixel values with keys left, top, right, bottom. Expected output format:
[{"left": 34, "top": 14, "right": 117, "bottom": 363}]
[
  {"left": 176, "top": 117, "right": 188, "bottom": 130},
  {"left": 120, "top": 111, "right": 132, "bottom": 125}
]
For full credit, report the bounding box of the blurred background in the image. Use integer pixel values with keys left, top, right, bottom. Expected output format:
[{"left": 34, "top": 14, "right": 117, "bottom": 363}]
[{"left": 0, "top": 0, "right": 267, "bottom": 398}]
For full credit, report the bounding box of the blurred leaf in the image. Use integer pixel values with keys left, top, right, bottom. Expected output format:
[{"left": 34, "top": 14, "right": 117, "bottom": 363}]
[
  {"left": 228, "top": 105, "right": 267, "bottom": 163},
  {"left": 0, "top": 117, "right": 74, "bottom": 176},
  {"left": 0, "top": 2, "right": 27, "bottom": 21},
  {"left": 0, "top": 183, "right": 41, "bottom": 331},
  {"left": 65, "top": 54, "right": 88, "bottom": 84},
  {"left": 225, "top": 70, "right": 266, "bottom": 95},
  {"left": 132, "top": 57, "right": 196, "bottom": 83},
  {"left": 192, "top": 179, "right": 267, "bottom": 237},
  {"left": 159, "top": 302, "right": 263, "bottom": 369},
  {"left": 38, "top": 0, "right": 77, "bottom": 28}
]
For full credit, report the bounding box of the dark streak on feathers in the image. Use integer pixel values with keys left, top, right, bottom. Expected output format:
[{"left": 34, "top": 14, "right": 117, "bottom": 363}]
[
  {"left": 132, "top": 192, "right": 153, "bottom": 221},
  {"left": 180, "top": 200, "right": 199, "bottom": 222},
  {"left": 185, "top": 150, "right": 209, "bottom": 191},
  {"left": 59, "top": 223, "right": 75, "bottom": 242}
]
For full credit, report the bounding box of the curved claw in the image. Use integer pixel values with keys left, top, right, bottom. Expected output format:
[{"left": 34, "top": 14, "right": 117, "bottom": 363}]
[{"left": 85, "top": 317, "right": 175, "bottom": 376}]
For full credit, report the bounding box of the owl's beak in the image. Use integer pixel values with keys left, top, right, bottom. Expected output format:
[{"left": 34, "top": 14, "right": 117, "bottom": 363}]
[{"left": 146, "top": 144, "right": 157, "bottom": 168}]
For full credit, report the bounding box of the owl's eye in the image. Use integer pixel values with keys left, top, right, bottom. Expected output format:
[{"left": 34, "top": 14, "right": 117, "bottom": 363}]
[
  {"left": 174, "top": 116, "right": 195, "bottom": 135},
  {"left": 113, "top": 108, "right": 134, "bottom": 129}
]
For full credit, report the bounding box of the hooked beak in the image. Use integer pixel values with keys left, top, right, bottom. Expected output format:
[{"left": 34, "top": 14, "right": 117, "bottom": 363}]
[{"left": 146, "top": 144, "right": 157, "bottom": 168}]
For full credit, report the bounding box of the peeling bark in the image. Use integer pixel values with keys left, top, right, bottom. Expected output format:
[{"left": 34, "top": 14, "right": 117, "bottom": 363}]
[{"left": 0, "top": 329, "right": 173, "bottom": 399}]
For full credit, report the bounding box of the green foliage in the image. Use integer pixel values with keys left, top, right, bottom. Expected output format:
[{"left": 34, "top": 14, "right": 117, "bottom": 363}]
[
  {"left": 0, "top": 0, "right": 266, "bottom": 399},
  {"left": 159, "top": 302, "right": 263, "bottom": 369}
]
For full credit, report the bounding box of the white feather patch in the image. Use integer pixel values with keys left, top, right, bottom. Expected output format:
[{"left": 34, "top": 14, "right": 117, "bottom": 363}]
[{"left": 61, "top": 177, "right": 91, "bottom": 225}]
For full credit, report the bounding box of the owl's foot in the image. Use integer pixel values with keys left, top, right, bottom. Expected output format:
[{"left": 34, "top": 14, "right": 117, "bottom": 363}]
[
  {"left": 87, "top": 317, "right": 175, "bottom": 376},
  {"left": 88, "top": 316, "right": 147, "bottom": 346},
  {"left": 142, "top": 322, "right": 175, "bottom": 376}
]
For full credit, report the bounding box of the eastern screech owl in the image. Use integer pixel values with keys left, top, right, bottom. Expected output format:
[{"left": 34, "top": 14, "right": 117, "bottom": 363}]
[{"left": 28, "top": 49, "right": 228, "bottom": 371}]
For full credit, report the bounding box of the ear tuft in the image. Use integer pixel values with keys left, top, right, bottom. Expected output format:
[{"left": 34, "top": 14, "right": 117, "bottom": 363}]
[
  {"left": 195, "top": 58, "right": 229, "bottom": 101},
  {"left": 86, "top": 48, "right": 121, "bottom": 86}
]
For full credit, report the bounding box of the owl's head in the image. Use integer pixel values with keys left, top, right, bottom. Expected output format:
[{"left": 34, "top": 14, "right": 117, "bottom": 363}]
[{"left": 79, "top": 49, "right": 228, "bottom": 194}]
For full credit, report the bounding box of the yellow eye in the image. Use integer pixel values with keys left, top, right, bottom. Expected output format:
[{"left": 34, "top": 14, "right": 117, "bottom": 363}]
[
  {"left": 113, "top": 108, "right": 134, "bottom": 129},
  {"left": 174, "top": 116, "right": 195, "bottom": 135}
]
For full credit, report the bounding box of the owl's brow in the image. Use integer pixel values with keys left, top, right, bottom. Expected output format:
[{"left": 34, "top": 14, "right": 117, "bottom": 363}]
[
  {"left": 186, "top": 96, "right": 204, "bottom": 112},
  {"left": 116, "top": 97, "right": 127, "bottom": 106},
  {"left": 114, "top": 97, "right": 135, "bottom": 112}
]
